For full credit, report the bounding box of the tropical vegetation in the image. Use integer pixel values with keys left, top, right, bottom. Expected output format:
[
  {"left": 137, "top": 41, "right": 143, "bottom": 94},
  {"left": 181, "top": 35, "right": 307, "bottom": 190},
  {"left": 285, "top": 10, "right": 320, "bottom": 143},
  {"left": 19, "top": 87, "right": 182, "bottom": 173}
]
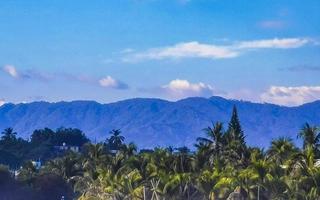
[{"left": 0, "top": 106, "right": 320, "bottom": 200}]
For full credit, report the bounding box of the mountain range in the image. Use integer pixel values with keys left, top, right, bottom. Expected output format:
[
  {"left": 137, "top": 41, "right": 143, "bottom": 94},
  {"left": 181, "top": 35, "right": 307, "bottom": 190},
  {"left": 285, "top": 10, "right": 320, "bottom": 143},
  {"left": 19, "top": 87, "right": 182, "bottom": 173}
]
[{"left": 0, "top": 96, "right": 319, "bottom": 148}]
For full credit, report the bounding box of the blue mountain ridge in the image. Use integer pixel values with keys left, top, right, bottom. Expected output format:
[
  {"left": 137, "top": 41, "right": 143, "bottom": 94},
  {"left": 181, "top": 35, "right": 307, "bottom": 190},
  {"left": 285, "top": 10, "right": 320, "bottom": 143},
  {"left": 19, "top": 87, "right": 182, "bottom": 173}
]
[{"left": 0, "top": 96, "right": 319, "bottom": 149}]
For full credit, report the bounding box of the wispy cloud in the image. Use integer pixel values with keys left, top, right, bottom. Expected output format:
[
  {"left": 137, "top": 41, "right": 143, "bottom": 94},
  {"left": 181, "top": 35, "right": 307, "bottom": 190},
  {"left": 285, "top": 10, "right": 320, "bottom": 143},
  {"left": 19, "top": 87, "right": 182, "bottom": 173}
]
[
  {"left": 2, "top": 65, "right": 129, "bottom": 90},
  {"left": 260, "top": 86, "right": 320, "bottom": 106},
  {"left": 122, "top": 37, "right": 315, "bottom": 62},
  {"left": 122, "top": 42, "right": 238, "bottom": 62},
  {"left": 258, "top": 20, "right": 286, "bottom": 29},
  {"left": 2, "top": 65, "right": 52, "bottom": 81},
  {"left": 281, "top": 65, "right": 320, "bottom": 72},
  {"left": 99, "top": 76, "right": 129, "bottom": 90},
  {"left": 236, "top": 38, "right": 309, "bottom": 49},
  {"left": 161, "top": 79, "right": 215, "bottom": 99}
]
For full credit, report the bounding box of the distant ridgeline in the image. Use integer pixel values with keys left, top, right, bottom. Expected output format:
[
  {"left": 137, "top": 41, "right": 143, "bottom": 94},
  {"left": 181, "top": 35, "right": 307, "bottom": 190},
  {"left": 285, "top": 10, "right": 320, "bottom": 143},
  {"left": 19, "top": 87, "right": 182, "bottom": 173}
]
[{"left": 0, "top": 96, "right": 320, "bottom": 148}]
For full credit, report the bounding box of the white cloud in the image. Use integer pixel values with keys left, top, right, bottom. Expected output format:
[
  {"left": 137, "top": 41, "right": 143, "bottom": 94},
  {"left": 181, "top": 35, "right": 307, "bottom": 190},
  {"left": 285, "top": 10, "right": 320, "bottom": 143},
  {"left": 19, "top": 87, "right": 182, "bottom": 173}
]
[
  {"left": 99, "top": 76, "right": 117, "bottom": 87},
  {"left": 162, "top": 79, "right": 215, "bottom": 99},
  {"left": 3, "top": 65, "right": 19, "bottom": 78},
  {"left": 260, "top": 86, "right": 320, "bottom": 106},
  {"left": 123, "top": 41, "right": 238, "bottom": 62},
  {"left": 122, "top": 38, "right": 314, "bottom": 62},
  {"left": 236, "top": 38, "right": 310, "bottom": 49},
  {"left": 99, "top": 76, "right": 128, "bottom": 90}
]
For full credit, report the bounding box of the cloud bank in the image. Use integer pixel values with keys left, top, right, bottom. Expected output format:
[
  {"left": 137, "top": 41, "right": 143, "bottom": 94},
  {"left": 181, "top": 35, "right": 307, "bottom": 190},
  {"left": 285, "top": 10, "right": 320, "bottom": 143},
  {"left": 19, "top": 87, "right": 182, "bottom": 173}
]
[
  {"left": 155, "top": 79, "right": 320, "bottom": 106},
  {"left": 161, "top": 79, "right": 215, "bottom": 99},
  {"left": 139, "top": 77, "right": 320, "bottom": 106},
  {"left": 261, "top": 86, "right": 320, "bottom": 106}
]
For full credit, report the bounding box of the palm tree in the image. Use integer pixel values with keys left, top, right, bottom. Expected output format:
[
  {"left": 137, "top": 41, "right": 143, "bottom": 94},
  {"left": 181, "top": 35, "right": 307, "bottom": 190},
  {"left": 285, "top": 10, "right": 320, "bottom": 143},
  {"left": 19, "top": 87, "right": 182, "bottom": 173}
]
[
  {"left": 1, "top": 128, "right": 17, "bottom": 141},
  {"left": 197, "top": 122, "right": 225, "bottom": 155},
  {"left": 267, "top": 137, "right": 297, "bottom": 166},
  {"left": 162, "top": 172, "right": 198, "bottom": 200},
  {"left": 223, "top": 136, "right": 250, "bottom": 168},
  {"left": 196, "top": 169, "right": 220, "bottom": 199},
  {"left": 108, "top": 129, "right": 125, "bottom": 150},
  {"left": 298, "top": 123, "right": 320, "bottom": 152},
  {"left": 117, "top": 169, "right": 144, "bottom": 200},
  {"left": 288, "top": 146, "right": 320, "bottom": 199},
  {"left": 43, "top": 152, "right": 83, "bottom": 185},
  {"left": 174, "top": 147, "right": 193, "bottom": 173},
  {"left": 7, "top": 115, "right": 320, "bottom": 200},
  {"left": 212, "top": 166, "right": 238, "bottom": 199},
  {"left": 121, "top": 142, "right": 138, "bottom": 158},
  {"left": 196, "top": 122, "right": 225, "bottom": 167},
  {"left": 82, "top": 143, "right": 108, "bottom": 179},
  {"left": 81, "top": 166, "right": 144, "bottom": 200}
]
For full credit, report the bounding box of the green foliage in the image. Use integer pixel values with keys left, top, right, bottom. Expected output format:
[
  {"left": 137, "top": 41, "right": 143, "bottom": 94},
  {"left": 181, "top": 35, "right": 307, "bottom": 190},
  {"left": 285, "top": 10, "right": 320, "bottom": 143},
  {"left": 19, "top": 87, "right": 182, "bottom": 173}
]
[
  {"left": 298, "top": 123, "right": 320, "bottom": 155},
  {"left": 0, "top": 127, "right": 90, "bottom": 168},
  {"left": 227, "top": 106, "right": 245, "bottom": 145},
  {"left": 1, "top": 106, "right": 320, "bottom": 199}
]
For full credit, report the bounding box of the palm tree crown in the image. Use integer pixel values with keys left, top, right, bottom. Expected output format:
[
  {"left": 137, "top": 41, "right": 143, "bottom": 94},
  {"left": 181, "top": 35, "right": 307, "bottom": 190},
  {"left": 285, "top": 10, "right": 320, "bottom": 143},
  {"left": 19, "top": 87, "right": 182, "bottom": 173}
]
[
  {"left": 108, "top": 129, "right": 125, "bottom": 150},
  {"left": 298, "top": 123, "right": 320, "bottom": 151}
]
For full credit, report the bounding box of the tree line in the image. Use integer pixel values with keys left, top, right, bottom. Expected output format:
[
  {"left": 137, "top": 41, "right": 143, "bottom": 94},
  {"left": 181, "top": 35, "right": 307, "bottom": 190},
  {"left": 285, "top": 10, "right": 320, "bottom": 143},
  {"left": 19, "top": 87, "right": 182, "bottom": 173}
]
[
  {"left": 0, "top": 106, "right": 320, "bottom": 200},
  {"left": 0, "top": 127, "right": 89, "bottom": 168}
]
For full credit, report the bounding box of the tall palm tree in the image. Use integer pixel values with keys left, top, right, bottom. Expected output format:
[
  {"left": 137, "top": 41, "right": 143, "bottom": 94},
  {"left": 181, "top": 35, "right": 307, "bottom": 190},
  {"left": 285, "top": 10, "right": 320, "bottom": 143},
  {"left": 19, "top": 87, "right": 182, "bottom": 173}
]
[
  {"left": 108, "top": 129, "right": 125, "bottom": 150},
  {"left": 298, "top": 123, "right": 320, "bottom": 152},
  {"left": 197, "top": 122, "right": 225, "bottom": 154},
  {"left": 196, "top": 122, "right": 225, "bottom": 167}
]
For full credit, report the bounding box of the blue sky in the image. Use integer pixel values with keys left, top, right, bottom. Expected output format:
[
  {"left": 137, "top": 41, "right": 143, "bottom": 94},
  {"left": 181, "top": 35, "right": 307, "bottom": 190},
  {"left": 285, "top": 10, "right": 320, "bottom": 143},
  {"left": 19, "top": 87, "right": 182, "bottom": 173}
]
[{"left": 0, "top": 0, "right": 319, "bottom": 106}]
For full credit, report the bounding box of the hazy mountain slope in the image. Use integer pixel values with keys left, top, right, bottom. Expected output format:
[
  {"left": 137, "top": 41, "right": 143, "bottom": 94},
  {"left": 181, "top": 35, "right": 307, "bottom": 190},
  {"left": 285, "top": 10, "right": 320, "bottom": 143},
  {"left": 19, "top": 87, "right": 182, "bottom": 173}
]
[{"left": 0, "top": 97, "right": 319, "bottom": 148}]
